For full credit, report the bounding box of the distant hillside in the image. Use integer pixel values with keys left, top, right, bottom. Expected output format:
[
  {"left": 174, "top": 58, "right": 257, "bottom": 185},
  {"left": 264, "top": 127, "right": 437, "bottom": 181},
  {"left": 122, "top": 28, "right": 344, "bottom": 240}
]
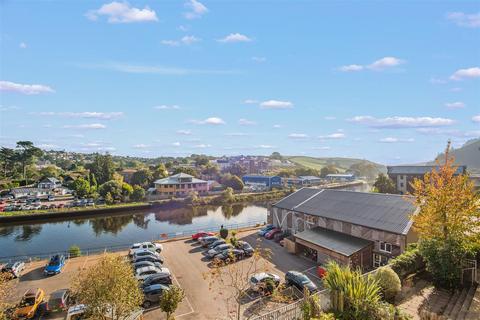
[
  {"left": 430, "top": 138, "right": 480, "bottom": 172},
  {"left": 287, "top": 156, "right": 386, "bottom": 180}
]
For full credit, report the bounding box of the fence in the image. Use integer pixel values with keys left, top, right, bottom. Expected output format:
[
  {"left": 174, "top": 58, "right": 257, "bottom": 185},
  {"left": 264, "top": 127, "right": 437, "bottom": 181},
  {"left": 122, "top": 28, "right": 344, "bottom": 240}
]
[{"left": 0, "top": 219, "right": 266, "bottom": 263}]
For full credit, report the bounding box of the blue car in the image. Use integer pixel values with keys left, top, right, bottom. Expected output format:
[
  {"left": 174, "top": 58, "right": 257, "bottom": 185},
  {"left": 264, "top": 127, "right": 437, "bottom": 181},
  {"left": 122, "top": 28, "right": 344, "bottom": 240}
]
[
  {"left": 44, "top": 254, "right": 66, "bottom": 276},
  {"left": 258, "top": 224, "right": 275, "bottom": 237}
]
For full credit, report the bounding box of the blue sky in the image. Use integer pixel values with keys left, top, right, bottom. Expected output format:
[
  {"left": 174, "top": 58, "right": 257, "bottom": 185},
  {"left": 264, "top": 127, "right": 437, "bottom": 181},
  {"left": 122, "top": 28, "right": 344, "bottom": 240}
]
[{"left": 1, "top": 1, "right": 479, "bottom": 164}]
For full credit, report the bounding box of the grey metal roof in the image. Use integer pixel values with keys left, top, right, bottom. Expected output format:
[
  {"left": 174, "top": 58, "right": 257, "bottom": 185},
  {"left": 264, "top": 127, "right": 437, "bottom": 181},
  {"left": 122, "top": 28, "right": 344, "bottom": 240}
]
[
  {"left": 273, "top": 188, "right": 323, "bottom": 210},
  {"left": 387, "top": 165, "right": 466, "bottom": 175},
  {"left": 154, "top": 173, "right": 207, "bottom": 185},
  {"left": 295, "top": 227, "right": 372, "bottom": 257},
  {"left": 298, "top": 176, "right": 321, "bottom": 180},
  {"left": 274, "top": 188, "right": 416, "bottom": 235}
]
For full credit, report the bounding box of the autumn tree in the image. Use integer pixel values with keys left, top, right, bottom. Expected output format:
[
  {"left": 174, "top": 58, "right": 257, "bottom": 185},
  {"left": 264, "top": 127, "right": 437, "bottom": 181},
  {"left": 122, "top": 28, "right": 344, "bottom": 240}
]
[
  {"left": 0, "top": 273, "right": 13, "bottom": 320},
  {"left": 411, "top": 141, "right": 480, "bottom": 288},
  {"left": 71, "top": 254, "right": 142, "bottom": 320},
  {"left": 373, "top": 173, "right": 396, "bottom": 194},
  {"left": 159, "top": 285, "right": 185, "bottom": 320}
]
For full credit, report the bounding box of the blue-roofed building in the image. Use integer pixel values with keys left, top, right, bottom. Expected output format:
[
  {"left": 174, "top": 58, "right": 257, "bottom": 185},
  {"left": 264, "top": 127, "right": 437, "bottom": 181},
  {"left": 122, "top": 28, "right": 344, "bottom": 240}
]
[
  {"left": 242, "top": 175, "right": 282, "bottom": 189},
  {"left": 325, "top": 173, "right": 356, "bottom": 182},
  {"left": 282, "top": 176, "right": 322, "bottom": 187}
]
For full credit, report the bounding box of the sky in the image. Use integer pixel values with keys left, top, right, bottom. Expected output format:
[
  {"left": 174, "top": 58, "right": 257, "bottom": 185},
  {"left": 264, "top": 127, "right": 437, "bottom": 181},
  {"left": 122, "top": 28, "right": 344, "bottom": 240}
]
[{"left": 0, "top": 1, "right": 479, "bottom": 165}]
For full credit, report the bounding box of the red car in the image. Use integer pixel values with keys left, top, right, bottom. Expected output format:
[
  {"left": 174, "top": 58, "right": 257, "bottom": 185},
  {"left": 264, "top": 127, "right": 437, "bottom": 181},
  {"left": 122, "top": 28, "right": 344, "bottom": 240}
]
[
  {"left": 192, "top": 231, "right": 215, "bottom": 241},
  {"left": 265, "top": 228, "right": 282, "bottom": 239}
]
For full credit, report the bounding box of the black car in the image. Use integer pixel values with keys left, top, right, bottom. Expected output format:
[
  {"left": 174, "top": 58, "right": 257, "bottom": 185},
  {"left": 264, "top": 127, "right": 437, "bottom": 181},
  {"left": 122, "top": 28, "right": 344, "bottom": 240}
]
[
  {"left": 214, "top": 249, "right": 245, "bottom": 263},
  {"left": 235, "top": 241, "right": 254, "bottom": 256},
  {"left": 132, "top": 255, "right": 164, "bottom": 265},
  {"left": 142, "top": 273, "right": 173, "bottom": 288},
  {"left": 285, "top": 271, "right": 318, "bottom": 293}
]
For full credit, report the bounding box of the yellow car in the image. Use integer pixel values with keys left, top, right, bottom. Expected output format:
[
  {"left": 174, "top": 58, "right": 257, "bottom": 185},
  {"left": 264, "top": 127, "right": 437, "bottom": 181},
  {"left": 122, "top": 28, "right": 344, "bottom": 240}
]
[{"left": 13, "top": 288, "right": 45, "bottom": 319}]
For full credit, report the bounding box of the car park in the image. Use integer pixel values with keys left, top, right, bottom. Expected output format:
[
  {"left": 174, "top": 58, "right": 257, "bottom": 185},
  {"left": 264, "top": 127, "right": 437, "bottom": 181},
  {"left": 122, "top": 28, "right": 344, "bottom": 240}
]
[
  {"left": 142, "top": 273, "right": 173, "bottom": 287},
  {"left": 258, "top": 224, "right": 275, "bottom": 236},
  {"left": 207, "top": 239, "right": 226, "bottom": 249},
  {"left": 142, "top": 284, "right": 170, "bottom": 308},
  {"left": 206, "top": 243, "right": 234, "bottom": 259},
  {"left": 249, "top": 273, "right": 281, "bottom": 293},
  {"left": 213, "top": 249, "right": 245, "bottom": 263},
  {"left": 45, "top": 289, "right": 71, "bottom": 313},
  {"left": 13, "top": 288, "right": 45, "bottom": 319},
  {"left": 285, "top": 271, "right": 318, "bottom": 293},
  {"left": 235, "top": 241, "right": 254, "bottom": 256},
  {"left": 199, "top": 236, "right": 219, "bottom": 247},
  {"left": 132, "top": 249, "right": 161, "bottom": 260},
  {"left": 132, "top": 255, "right": 164, "bottom": 265},
  {"left": 129, "top": 242, "right": 163, "bottom": 257},
  {"left": 1, "top": 261, "right": 25, "bottom": 278},
  {"left": 132, "top": 260, "right": 163, "bottom": 271},
  {"left": 44, "top": 254, "right": 66, "bottom": 275},
  {"left": 265, "top": 228, "right": 282, "bottom": 239},
  {"left": 135, "top": 266, "right": 170, "bottom": 281},
  {"left": 192, "top": 231, "right": 215, "bottom": 241}
]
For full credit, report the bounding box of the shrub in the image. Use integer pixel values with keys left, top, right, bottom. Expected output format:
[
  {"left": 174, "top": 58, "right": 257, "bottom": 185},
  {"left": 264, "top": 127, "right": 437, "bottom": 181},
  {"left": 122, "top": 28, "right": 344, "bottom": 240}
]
[
  {"left": 389, "top": 245, "right": 423, "bottom": 280},
  {"left": 219, "top": 226, "right": 228, "bottom": 239},
  {"left": 69, "top": 245, "right": 81, "bottom": 258},
  {"left": 373, "top": 266, "right": 401, "bottom": 301}
]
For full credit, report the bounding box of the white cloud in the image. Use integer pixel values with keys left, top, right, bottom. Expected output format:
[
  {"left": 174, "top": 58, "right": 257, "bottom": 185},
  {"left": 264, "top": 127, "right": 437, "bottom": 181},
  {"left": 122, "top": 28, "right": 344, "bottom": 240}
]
[
  {"left": 133, "top": 144, "right": 149, "bottom": 149},
  {"left": 379, "top": 137, "right": 415, "bottom": 143},
  {"left": 0, "top": 105, "right": 20, "bottom": 112},
  {"left": 273, "top": 124, "right": 282, "bottom": 128},
  {"left": 338, "top": 64, "right": 364, "bottom": 72},
  {"left": 226, "top": 132, "right": 250, "bottom": 137},
  {"left": 172, "top": 142, "right": 181, "bottom": 147},
  {"left": 450, "top": 67, "right": 480, "bottom": 81},
  {"left": 190, "top": 117, "right": 226, "bottom": 125},
  {"left": 217, "top": 33, "right": 252, "bottom": 43},
  {"left": 252, "top": 56, "right": 266, "bottom": 63},
  {"left": 243, "top": 99, "right": 258, "bottom": 104},
  {"left": 176, "top": 129, "right": 191, "bottom": 135},
  {"left": 260, "top": 100, "right": 293, "bottom": 109},
  {"left": 446, "top": 12, "right": 480, "bottom": 28},
  {"left": 63, "top": 123, "right": 107, "bottom": 130},
  {"left": 348, "top": 116, "right": 455, "bottom": 128},
  {"left": 0, "top": 80, "right": 54, "bottom": 95},
  {"left": 184, "top": 0, "right": 208, "bottom": 19},
  {"left": 86, "top": 1, "right": 158, "bottom": 23},
  {"left": 256, "top": 145, "right": 275, "bottom": 149},
  {"left": 19, "top": 42, "right": 27, "bottom": 49},
  {"left": 416, "top": 128, "right": 480, "bottom": 138},
  {"left": 324, "top": 116, "right": 336, "bottom": 120},
  {"left": 312, "top": 146, "right": 331, "bottom": 150},
  {"left": 193, "top": 144, "right": 212, "bottom": 148},
  {"left": 430, "top": 77, "right": 447, "bottom": 84},
  {"left": 288, "top": 133, "right": 309, "bottom": 139},
  {"left": 161, "top": 35, "right": 201, "bottom": 46},
  {"left": 473, "top": 115, "right": 480, "bottom": 123},
  {"left": 178, "top": 25, "right": 189, "bottom": 32},
  {"left": 444, "top": 101, "right": 465, "bottom": 109},
  {"left": 238, "top": 118, "right": 256, "bottom": 126},
  {"left": 318, "top": 133, "right": 345, "bottom": 139},
  {"left": 154, "top": 105, "right": 180, "bottom": 110},
  {"left": 36, "top": 111, "right": 123, "bottom": 120},
  {"left": 338, "top": 56, "right": 404, "bottom": 72},
  {"left": 38, "top": 143, "right": 60, "bottom": 149}
]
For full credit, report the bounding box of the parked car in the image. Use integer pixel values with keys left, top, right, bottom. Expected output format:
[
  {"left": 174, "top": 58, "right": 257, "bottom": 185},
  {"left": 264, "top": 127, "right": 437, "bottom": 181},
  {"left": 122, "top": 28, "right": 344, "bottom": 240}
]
[
  {"left": 265, "top": 228, "right": 282, "bottom": 240},
  {"left": 44, "top": 255, "right": 66, "bottom": 276},
  {"left": 206, "top": 244, "right": 234, "bottom": 259},
  {"left": 142, "top": 273, "right": 173, "bottom": 288},
  {"left": 13, "top": 288, "right": 45, "bottom": 319},
  {"left": 213, "top": 249, "right": 245, "bottom": 263},
  {"left": 192, "top": 231, "right": 215, "bottom": 241},
  {"left": 47, "top": 195, "right": 55, "bottom": 201},
  {"left": 2, "top": 261, "right": 25, "bottom": 278},
  {"left": 135, "top": 266, "right": 170, "bottom": 281},
  {"left": 199, "top": 236, "right": 219, "bottom": 247},
  {"left": 257, "top": 224, "right": 275, "bottom": 236},
  {"left": 132, "top": 255, "right": 164, "bottom": 265},
  {"left": 129, "top": 242, "right": 163, "bottom": 257},
  {"left": 45, "top": 289, "right": 71, "bottom": 313},
  {"left": 132, "top": 249, "right": 161, "bottom": 261},
  {"left": 285, "top": 271, "right": 318, "bottom": 293},
  {"left": 249, "top": 273, "right": 281, "bottom": 293},
  {"left": 142, "top": 284, "right": 170, "bottom": 308},
  {"left": 207, "top": 239, "right": 226, "bottom": 249},
  {"left": 132, "top": 261, "right": 163, "bottom": 271},
  {"left": 65, "top": 305, "right": 144, "bottom": 320},
  {"left": 234, "top": 241, "right": 254, "bottom": 256}
]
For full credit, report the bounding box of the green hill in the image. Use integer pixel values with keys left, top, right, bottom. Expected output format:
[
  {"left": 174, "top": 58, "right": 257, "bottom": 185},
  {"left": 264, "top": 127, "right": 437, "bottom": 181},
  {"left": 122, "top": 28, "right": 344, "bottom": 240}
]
[{"left": 430, "top": 138, "right": 480, "bottom": 172}]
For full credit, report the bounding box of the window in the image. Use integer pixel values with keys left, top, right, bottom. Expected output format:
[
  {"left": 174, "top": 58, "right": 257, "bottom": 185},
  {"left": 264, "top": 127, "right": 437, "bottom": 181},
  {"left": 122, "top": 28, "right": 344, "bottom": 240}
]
[
  {"left": 373, "top": 254, "right": 389, "bottom": 268},
  {"left": 379, "top": 242, "right": 392, "bottom": 253},
  {"left": 400, "top": 182, "right": 404, "bottom": 188}
]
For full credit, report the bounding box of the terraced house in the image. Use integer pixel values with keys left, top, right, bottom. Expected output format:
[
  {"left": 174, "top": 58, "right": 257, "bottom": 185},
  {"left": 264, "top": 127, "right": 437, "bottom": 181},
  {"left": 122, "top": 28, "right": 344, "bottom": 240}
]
[
  {"left": 269, "top": 188, "right": 418, "bottom": 270},
  {"left": 154, "top": 173, "right": 209, "bottom": 197}
]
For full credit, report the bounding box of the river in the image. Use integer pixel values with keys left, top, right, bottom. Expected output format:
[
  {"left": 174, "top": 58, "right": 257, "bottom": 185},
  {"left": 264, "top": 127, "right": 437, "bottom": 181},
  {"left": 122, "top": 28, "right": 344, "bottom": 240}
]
[{"left": 0, "top": 203, "right": 268, "bottom": 259}]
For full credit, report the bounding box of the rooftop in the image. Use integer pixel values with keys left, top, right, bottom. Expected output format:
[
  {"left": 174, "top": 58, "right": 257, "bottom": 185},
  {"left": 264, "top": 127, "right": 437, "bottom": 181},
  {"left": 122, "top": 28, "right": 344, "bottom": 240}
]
[
  {"left": 273, "top": 188, "right": 416, "bottom": 235},
  {"left": 295, "top": 227, "right": 372, "bottom": 256},
  {"left": 154, "top": 173, "right": 207, "bottom": 185}
]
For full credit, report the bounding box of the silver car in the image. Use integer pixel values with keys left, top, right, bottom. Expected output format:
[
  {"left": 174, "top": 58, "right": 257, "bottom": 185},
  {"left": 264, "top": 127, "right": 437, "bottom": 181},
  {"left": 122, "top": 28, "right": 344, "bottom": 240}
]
[
  {"left": 206, "top": 244, "right": 234, "bottom": 259},
  {"left": 135, "top": 266, "right": 170, "bottom": 281},
  {"left": 1, "top": 261, "right": 25, "bottom": 278},
  {"left": 132, "top": 261, "right": 162, "bottom": 271}
]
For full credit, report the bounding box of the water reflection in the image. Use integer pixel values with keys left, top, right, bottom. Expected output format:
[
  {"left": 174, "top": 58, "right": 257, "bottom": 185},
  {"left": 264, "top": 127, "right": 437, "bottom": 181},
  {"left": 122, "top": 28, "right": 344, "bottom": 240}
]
[{"left": 89, "top": 215, "right": 133, "bottom": 236}]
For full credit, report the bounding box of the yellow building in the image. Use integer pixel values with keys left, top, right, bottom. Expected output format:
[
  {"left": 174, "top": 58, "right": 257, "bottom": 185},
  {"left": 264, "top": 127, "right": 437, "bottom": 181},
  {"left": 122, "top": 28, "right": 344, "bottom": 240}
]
[{"left": 154, "top": 173, "right": 209, "bottom": 196}]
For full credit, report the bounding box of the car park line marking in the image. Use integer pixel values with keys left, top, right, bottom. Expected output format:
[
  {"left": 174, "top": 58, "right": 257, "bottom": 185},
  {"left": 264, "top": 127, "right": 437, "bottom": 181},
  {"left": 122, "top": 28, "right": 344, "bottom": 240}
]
[{"left": 170, "top": 272, "right": 195, "bottom": 317}]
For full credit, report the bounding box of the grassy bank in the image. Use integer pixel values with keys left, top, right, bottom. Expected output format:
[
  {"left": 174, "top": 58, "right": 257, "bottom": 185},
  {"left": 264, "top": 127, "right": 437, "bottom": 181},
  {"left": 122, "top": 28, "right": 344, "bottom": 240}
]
[
  {"left": 189, "top": 189, "right": 290, "bottom": 206},
  {"left": 0, "top": 202, "right": 150, "bottom": 218}
]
